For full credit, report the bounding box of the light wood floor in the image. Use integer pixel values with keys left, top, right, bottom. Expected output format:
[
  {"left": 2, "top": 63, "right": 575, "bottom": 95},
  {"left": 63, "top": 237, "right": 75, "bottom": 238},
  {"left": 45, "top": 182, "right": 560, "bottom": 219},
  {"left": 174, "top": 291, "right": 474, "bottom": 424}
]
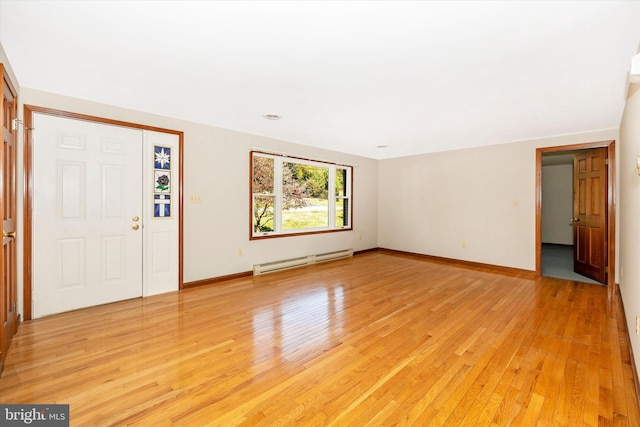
[{"left": 1, "top": 252, "right": 638, "bottom": 426}]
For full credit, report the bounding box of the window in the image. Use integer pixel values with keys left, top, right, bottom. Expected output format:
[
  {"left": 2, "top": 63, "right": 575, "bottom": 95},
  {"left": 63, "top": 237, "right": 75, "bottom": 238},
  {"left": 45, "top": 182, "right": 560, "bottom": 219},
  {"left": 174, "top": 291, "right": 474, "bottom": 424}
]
[{"left": 251, "top": 151, "right": 352, "bottom": 238}]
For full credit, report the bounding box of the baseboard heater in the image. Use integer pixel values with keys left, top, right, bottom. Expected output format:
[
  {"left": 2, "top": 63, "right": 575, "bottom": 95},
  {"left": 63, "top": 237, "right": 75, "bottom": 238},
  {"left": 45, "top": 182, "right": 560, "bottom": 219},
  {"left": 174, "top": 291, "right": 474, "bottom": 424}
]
[{"left": 253, "top": 248, "right": 354, "bottom": 275}]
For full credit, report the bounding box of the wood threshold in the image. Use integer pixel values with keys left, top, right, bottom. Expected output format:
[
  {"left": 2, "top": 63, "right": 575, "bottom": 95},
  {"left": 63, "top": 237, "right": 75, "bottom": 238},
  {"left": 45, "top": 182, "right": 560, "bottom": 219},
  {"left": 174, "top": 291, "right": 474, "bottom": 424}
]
[{"left": 3, "top": 251, "right": 635, "bottom": 425}]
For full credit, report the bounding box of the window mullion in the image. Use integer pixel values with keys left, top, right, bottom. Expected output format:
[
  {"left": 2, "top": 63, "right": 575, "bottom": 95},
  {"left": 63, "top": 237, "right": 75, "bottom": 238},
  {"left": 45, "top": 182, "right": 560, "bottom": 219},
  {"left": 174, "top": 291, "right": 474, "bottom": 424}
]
[
  {"left": 328, "top": 165, "right": 336, "bottom": 228},
  {"left": 274, "top": 157, "right": 283, "bottom": 233},
  {"left": 346, "top": 167, "right": 352, "bottom": 227}
]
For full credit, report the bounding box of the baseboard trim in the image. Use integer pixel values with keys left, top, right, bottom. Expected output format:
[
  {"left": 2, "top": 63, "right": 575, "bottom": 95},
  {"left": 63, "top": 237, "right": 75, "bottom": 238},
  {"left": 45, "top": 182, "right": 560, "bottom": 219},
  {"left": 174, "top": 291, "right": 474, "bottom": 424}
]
[
  {"left": 183, "top": 249, "right": 376, "bottom": 289},
  {"left": 615, "top": 283, "right": 640, "bottom": 410},
  {"left": 631, "top": 340, "right": 640, "bottom": 412},
  {"left": 630, "top": 333, "right": 640, "bottom": 412},
  {"left": 354, "top": 248, "right": 378, "bottom": 256},
  {"left": 375, "top": 248, "right": 538, "bottom": 279},
  {"left": 182, "top": 247, "right": 537, "bottom": 289},
  {"left": 183, "top": 271, "right": 253, "bottom": 289}
]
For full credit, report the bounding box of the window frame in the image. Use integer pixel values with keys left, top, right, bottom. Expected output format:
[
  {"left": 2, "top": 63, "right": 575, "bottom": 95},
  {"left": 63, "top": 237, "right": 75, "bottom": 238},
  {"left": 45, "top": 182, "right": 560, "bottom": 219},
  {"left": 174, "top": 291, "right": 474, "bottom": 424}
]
[{"left": 250, "top": 151, "right": 353, "bottom": 240}]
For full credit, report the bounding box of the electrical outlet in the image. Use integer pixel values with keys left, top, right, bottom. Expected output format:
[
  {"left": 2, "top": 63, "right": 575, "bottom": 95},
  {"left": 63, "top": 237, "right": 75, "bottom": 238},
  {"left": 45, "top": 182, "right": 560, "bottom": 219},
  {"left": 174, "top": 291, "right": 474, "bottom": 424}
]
[
  {"left": 462, "top": 241, "right": 467, "bottom": 249},
  {"left": 189, "top": 195, "right": 202, "bottom": 204},
  {"left": 238, "top": 249, "right": 243, "bottom": 257}
]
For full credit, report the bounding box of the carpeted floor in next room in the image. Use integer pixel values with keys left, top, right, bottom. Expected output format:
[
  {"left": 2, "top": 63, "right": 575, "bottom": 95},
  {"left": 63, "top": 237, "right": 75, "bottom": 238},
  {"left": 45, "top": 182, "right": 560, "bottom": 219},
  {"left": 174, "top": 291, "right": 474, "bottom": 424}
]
[{"left": 541, "top": 243, "right": 602, "bottom": 285}]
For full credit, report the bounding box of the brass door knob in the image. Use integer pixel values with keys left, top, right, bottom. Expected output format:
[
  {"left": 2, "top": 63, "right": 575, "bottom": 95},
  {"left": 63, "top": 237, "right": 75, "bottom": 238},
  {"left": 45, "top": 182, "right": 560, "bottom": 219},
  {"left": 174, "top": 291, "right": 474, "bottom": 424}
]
[
  {"left": 3, "top": 231, "right": 15, "bottom": 238},
  {"left": 132, "top": 224, "right": 140, "bottom": 231},
  {"left": 132, "top": 216, "right": 139, "bottom": 222}
]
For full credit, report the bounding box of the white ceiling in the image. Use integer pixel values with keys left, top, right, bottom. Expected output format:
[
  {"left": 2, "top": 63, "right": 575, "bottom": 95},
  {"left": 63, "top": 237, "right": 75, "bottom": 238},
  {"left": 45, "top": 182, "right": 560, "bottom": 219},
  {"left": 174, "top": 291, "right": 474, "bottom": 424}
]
[{"left": 1, "top": 1, "right": 639, "bottom": 159}]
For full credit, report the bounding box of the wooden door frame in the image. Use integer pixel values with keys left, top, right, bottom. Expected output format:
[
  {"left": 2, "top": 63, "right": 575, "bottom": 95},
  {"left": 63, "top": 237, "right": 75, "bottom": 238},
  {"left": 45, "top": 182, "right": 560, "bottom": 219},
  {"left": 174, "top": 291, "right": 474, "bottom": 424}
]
[
  {"left": 535, "top": 140, "right": 615, "bottom": 293},
  {"left": 1, "top": 64, "right": 18, "bottom": 375},
  {"left": 23, "top": 105, "right": 184, "bottom": 321}
]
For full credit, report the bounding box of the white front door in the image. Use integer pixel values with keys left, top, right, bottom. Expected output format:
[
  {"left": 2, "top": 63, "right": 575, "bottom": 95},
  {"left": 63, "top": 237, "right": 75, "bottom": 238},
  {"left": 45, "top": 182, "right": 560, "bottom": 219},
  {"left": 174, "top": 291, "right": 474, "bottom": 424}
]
[{"left": 32, "top": 114, "right": 144, "bottom": 318}]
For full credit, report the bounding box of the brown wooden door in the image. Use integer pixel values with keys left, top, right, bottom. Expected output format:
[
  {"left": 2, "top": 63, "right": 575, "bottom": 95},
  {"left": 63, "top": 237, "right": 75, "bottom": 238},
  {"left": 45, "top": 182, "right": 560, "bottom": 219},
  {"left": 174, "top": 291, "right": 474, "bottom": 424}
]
[
  {"left": 573, "top": 148, "right": 607, "bottom": 283},
  {"left": 0, "top": 65, "right": 17, "bottom": 375}
]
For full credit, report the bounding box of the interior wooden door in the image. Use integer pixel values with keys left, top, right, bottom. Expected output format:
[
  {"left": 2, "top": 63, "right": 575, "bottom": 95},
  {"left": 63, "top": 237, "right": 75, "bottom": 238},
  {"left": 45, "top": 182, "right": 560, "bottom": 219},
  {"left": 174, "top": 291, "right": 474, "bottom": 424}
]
[
  {"left": 573, "top": 148, "right": 607, "bottom": 283},
  {"left": 0, "top": 65, "right": 18, "bottom": 375}
]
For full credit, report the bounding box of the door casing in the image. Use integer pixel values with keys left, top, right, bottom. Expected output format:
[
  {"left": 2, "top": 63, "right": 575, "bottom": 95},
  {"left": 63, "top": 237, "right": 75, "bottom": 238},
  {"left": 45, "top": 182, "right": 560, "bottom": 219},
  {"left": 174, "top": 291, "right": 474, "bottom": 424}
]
[
  {"left": 0, "top": 64, "right": 18, "bottom": 375},
  {"left": 23, "top": 105, "right": 184, "bottom": 320},
  {"left": 536, "top": 140, "right": 616, "bottom": 294}
]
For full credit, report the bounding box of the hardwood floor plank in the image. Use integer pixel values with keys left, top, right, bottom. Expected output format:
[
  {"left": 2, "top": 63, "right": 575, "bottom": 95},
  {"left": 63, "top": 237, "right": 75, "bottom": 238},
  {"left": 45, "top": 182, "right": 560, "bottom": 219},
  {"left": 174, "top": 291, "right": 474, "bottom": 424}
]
[{"left": 0, "top": 252, "right": 638, "bottom": 426}]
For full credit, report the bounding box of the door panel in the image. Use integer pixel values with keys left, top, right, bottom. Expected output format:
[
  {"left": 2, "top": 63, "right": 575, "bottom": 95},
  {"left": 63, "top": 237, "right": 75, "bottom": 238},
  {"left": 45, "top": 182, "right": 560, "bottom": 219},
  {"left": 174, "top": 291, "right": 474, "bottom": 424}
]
[
  {"left": 33, "top": 114, "right": 144, "bottom": 318},
  {"left": 0, "top": 66, "right": 17, "bottom": 375},
  {"left": 573, "top": 148, "right": 607, "bottom": 283},
  {"left": 142, "top": 131, "right": 180, "bottom": 296},
  {"left": 59, "top": 238, "right": 85, "bottom": 288},
  {"left": 59, "top": 161, "right": 85, "bottom": 218}
]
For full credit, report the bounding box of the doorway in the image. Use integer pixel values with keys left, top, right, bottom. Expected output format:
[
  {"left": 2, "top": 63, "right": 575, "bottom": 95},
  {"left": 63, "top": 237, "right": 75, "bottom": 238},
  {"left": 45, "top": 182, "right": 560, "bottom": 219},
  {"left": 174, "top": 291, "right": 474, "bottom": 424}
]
[
  {"left": 540, "top": 149, "right": 601, "bottom": 284},
  {"left": 23, "top": 106, "right": 184, "bottom": 320},
  {"left": 535, "top": 141, "right": 615, "bottom": 291}
]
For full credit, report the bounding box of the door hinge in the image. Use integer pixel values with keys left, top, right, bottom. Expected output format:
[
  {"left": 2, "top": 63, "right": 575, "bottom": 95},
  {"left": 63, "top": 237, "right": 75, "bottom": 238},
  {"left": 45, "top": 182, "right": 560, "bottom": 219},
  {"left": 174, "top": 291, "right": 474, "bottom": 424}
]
[
  {"left": 605, "top": 266, "right": 609, "bottom": 274},
  {"left": 13, "top": 302, "right": 16, "bottom": 312},
  {"left": 605, "top": 159, "right": 609, "bottom": 166},
  {"left": 11, "top": 118, "right": 22, "bottom": 131}
]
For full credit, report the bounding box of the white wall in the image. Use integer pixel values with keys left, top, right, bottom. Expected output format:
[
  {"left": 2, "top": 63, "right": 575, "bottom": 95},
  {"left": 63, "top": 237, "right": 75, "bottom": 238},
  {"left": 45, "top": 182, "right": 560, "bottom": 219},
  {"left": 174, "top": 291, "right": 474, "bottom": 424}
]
[
  {"left": 16, "top": 89, "right": 379, "bottom": 291},
  {"left": 619, "top": 82, "right": 640, "bottom": 377},
  {"left": 541, "top": 164, "right": 573, "bottom": 245},
  {"left": 378, "top": 129, "right": 618, "bottom": 271}
]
